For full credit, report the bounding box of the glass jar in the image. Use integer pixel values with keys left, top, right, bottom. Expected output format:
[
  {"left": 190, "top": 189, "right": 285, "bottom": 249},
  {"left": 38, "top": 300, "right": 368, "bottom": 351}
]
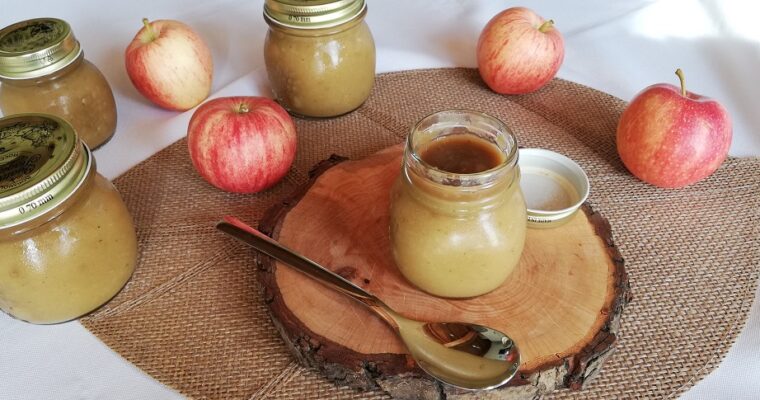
[
  {"left": 389, "top": 110, "right": 527, "bottom": 298},
  {"left": 0, "top": 114, "right": 137, "bottom": 324},
  {"left": 0, "top": 18, "right": 117, "bottom": 150},
  {"left": 263, "top": 0, "right": 376, "bottom": 118}
]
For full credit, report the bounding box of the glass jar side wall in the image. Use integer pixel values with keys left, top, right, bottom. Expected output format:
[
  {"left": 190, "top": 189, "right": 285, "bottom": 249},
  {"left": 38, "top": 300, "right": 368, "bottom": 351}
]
[
  {"left": 0, "top": 173, "right": 137, "bottom": 324},
  {"left": 264, "top": 15, "right": 376, "bottom": 118}
]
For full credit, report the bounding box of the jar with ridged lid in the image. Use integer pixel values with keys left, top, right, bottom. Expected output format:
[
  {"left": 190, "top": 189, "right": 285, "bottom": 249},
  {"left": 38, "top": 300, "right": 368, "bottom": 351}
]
[
  {"left": 0, "top": 18, "right": 117, "bottom": 149},
  {"left": 263, "top": 0, "right": 376, "bottom": 118},
  {"left": 0, "top": 114, "right": 136, "bottom": 324}
]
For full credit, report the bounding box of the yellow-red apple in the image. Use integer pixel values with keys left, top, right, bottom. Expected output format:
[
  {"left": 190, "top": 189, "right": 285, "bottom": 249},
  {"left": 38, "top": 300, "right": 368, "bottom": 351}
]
[
  {"left": 125, "top": 18, "right": 213, "bottom": 111},
  {"left": 477, "top": 7, "right": 564, "bottom": 94},
  {"left": 187, "top": 97, "right": 297, "bottom": 193},
  {"left": 616, "top": 69, "right": 732, "bottom": 188}
]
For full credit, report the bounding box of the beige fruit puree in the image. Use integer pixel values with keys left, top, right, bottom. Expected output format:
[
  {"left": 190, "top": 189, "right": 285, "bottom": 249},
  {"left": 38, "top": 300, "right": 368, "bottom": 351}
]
[
  {"left": 263, "top": 0, "right": 375, "bottom": 118},
  {"left": 0, "top": 115, "right": 136, "bottom": 324}
]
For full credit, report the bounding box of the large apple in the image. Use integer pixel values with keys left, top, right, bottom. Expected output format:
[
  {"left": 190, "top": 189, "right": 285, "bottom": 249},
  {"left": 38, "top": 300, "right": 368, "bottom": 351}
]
[
  {"left": 125, "top": 18, "right": 213, "bottom": 111},
  {"left": 187, "top": 97, "right": 297, "bottom": 193},
  {"left": 617, "top": 69, "right": 732, "bottom": 188},
  {"left": 477, "top": 7, "right": 564, "bottom": 94}
]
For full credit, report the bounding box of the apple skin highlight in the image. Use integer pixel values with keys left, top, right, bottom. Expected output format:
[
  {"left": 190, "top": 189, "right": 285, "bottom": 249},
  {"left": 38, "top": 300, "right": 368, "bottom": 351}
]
[
  {"left": 187, "top": 96, "right": 297, "bottom": 194},
  {"left": 616, "top": 70, "right": 732, "bottom": 188},
  {"left": 125, "top": 18, "right": 213, "bottom": 111},
  {"left": 477, "top": 7, "right": 564, "bottom": 95}
]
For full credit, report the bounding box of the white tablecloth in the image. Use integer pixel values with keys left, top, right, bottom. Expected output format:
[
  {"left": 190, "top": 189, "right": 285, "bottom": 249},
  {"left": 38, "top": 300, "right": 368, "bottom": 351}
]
[{"left": 2, "top": 1, "right": 759, "bottom": 399}]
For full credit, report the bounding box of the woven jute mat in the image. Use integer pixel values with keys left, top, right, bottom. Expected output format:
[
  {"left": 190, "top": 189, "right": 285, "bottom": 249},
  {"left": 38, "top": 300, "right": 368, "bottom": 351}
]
[{"left": 81, "top": 68, "right": 760, "bottom": 399}]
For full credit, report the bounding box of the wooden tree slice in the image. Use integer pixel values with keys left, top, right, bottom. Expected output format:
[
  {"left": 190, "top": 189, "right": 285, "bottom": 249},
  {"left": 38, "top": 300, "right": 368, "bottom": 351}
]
[{"left": 257, "top": 145, "right": 630, "bottom": 399}]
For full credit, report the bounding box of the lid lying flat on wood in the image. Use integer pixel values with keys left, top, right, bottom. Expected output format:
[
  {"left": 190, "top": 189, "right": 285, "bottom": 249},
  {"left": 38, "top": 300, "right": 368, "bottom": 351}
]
[{"left": 519, "top": 148, "right": 590, "bottom": 228}]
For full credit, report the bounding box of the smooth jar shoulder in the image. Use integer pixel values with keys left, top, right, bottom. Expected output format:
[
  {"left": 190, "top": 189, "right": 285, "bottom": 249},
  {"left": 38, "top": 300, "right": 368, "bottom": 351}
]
[
  {"left": 0, "top": 173, "right": 137, "bottom": 324},
  {"left": 264, "top": 20, "right": 376, "bottom": 118},
  {"left": 0, "top": 58, "right": 117, "bottom": 149}
]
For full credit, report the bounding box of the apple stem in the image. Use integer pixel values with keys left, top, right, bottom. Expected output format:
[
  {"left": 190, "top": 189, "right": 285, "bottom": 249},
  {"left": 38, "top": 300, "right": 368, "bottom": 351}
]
[
  {"left": 238, "top": 103, "right": 249, "bottom": 113},
  {"left": 675, "top": 68, "right": 687, "bottom": 97},
  {"left": 142, "top": 18, "right": 157, "bottom": 41},
  {"left": 538, "top": 19, "right": 555, "bottom": 33}
]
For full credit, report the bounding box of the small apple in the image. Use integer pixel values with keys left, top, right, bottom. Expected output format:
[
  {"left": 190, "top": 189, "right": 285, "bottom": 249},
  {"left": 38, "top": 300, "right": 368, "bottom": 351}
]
[
  {"left": 616, "top": 69, "right": 732, "bottom": 188},
  {"left": 125, "top": 18, "right": 213, "bottom": 111},
  {"left": 187, "top": 97, "right": 297, "bottom": 193},
  {"left": 477, "top": 7, "right": 564, "bottom": 94}
]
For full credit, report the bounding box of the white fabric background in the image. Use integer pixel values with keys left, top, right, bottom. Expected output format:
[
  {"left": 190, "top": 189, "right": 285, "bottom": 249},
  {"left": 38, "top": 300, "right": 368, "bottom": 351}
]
[{"left": 1, "top": 1, "right": 759, "bottom": 399}]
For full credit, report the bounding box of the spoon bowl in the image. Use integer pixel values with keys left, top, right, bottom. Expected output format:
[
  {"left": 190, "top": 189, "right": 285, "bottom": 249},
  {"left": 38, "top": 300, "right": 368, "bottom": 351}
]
[{"left": 217, "top": 216, "right": 520, "bottom": 390}]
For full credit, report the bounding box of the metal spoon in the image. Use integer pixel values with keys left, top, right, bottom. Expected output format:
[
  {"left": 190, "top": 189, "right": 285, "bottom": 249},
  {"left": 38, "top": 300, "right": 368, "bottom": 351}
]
[{"left": 216, "top": 216, "right": 520, "bottom": 391}]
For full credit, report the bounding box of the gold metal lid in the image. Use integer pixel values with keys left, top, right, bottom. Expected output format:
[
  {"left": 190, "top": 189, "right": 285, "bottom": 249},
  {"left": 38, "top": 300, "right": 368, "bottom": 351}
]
[
  {"left": 0, "top": 18, "right": 82, "bottom": 80},
  {"left": 264, "top": 0, "right": 366, "bottom": 29},
  {"left": 0, "top": 114, "right": 91, "bottom": 231}
]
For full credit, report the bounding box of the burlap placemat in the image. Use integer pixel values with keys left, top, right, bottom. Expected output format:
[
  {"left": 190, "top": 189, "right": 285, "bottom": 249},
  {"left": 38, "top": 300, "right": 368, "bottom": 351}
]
[{"left": 81, "top": 68, "right": 760, "bottom": 399}]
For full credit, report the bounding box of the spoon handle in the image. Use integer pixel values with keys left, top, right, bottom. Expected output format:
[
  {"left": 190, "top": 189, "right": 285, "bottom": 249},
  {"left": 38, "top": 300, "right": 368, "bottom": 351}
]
[{"left": 217, "top": 216, "right": 384, "bottom": 309}]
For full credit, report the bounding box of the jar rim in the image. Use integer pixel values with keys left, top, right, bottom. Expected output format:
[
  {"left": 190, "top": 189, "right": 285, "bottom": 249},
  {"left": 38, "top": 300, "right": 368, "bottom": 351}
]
[{"left": 405, "top": 109, "right": 519, "bottom": 188}]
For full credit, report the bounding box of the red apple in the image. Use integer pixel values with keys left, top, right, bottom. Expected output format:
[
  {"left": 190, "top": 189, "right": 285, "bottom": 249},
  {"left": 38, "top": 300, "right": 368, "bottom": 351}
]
[
  {"left": 125, "top": 18, "right": 213, "bottom": 111},
  {"left": 477, "top": 7, "right": 564, "bottom": 94},
  {"left": 616, "top": 69, "right": 732, "bottom": 188},
  {"left": 187, "top": 97, "right": 297, "bottom": 193}
]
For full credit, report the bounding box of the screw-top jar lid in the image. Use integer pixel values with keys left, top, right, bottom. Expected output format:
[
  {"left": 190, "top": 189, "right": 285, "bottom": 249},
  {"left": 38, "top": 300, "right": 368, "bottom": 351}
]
[
  {"left": 518, "top": 148, "right": 590, "bottom": 229},
  {"left": 0, "top": 114, "right": 91, "bottom": 232},
  {"left": 0, "top": 18, "right": 82, "bottom": 80},
  {"left": 264, "top": 0, "right": 366, "bottom": 29}
]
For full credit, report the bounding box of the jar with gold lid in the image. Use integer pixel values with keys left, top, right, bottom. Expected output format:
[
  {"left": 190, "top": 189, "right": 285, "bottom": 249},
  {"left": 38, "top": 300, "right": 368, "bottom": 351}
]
[
  {"left": 389, "top": 110, "right": 527, "bottom": 298},
  {"left": 0, "top": 114, "right": 136, "bottom": 324},
  {"left": 263, "top": 0, "right": 376, "bottom": 118},
  {"left": 0, "top": 18, "right": 117, "bottom": 150}
]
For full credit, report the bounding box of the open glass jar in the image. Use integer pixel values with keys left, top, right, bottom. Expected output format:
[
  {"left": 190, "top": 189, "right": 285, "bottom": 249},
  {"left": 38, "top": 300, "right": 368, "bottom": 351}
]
[
  {"left": 263, "top": 0, "right": 376, "bottom": 118},
  {"left": 0, "top": 18, "right": 117, "bottom": 149},
  {"left": 0, "top": 114, "right": 137, "bottom": 324},
  {"left": 389, "top": 110, "right": 527, "bottom": 298}
]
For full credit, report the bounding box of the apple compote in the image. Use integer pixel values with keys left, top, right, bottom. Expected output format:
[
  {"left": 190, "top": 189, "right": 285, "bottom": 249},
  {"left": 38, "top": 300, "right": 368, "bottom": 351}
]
[
  {"left": 0, "top": 114, "right": 137, "bottom": 324},
  {"left": 389, "top": 111, "right": 527, "bottom": 298},
  {"left": 0, "top": 18, "right": 117, "bottom": 149},
  {"left": 263, "top": 0, "right": 375, "bottom": 118}
]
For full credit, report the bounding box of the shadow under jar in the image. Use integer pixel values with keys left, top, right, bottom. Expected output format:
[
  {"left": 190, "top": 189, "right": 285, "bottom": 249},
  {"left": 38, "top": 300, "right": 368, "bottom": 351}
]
[
  {"left": 0, "top": 18, "right": 117, "bottom": 150},
  {"left": 263, "top": 0, "right": 375, "bottom": 118},
  {"left": 389, "top": 110, "right": 527, "bottom": 298},
  {"left": 0, "top": 114, "right": 137, "bottom": 324}
]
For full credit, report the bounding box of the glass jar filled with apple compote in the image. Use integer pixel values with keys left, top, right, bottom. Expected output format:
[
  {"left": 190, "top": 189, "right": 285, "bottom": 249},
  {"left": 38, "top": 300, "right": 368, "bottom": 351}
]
[
  {"left": 0, "top": 18, "right": 117, "bottom": 149},
  {"left": 263, "top": 0, "right": 376, "bottom": 118},
  {"left": 0, "top": 114, "right": 137, "bottom": 324},
  {"left": 389, "top": 110, "right": 527, "bottom": 298}
]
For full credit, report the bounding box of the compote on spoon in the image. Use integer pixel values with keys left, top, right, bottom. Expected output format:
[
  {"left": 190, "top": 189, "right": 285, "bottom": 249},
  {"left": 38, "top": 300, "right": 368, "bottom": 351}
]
[{"left": 217, "top": 216, "right": 520, "bottom": 390}]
